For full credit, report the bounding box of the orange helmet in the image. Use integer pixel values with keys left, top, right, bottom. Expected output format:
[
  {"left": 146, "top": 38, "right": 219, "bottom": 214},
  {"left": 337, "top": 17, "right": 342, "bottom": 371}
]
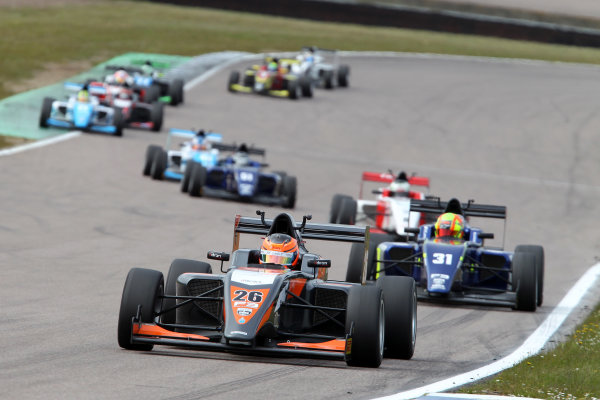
[
  {"left": 435, "top": 213, "right": 465, "bottom": 238},
  {"left": 260, "top": 233, "right": 299, "bottom": 267}
]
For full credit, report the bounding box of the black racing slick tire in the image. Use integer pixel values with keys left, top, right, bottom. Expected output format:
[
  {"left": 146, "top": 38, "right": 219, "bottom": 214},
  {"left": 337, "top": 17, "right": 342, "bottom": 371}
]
[
  {"left": 336, "top": 197, "right": 357, "bottom": 224},
  {"left": 323, "top": 70, "right": 334, "bottom": 89},
  {"left": 345, "top": 284, "right": 384, "bottom": 368},
  {"left": 181, "top": 161, "right": 196, "bottom": 193},
  {"left": 282, "top": 175, "right": 297, "bottom": 209},
  {"left": 150, "top": 148, "right": 167, "bottom": 180},
  {"left": 513, "top": 252, "right": 538, "bottom": 312},
  {"left": 346, "top": 233, "right": 397, "bottom": 283},
  {"left": 189, "top": 164, "right": 207, "bottom": 197},
  {"left": 117, "top": 268, "right": 164, "bottom": 351},
  {"left": 144, "top": 85, "right": 160, "bottom": 103},
  {"left": 300, "top": 77, "right": 313, "bottom": 98},
  {"left": 228, "top": 71, "right": 240, "bottom": 92},
  {"left": 39, "top": 97, "right": 54, "bottom": 128},
  {"left": 143, "top": 145, "right": 162, "bottom": 176},
  {"left": 287, "top": 79, "right": 300, "bottom": 100},
  {"left": 161, "top": 259, "right": 212, "bottom": 325},
  {"left": 170, "top": 79, "right": 184, "bottom": 105},
  {"left": 329, "top": 194, "right": 352, "bottom": 223},
  {"left": 337, "top": 65, "right": 350, "bottom": 87},
  {"left": 377, "top": 276, "right": 417, "bottom": 359},
  {"left": 113, "top": 108, "right": 124, "bottom": 137},
  {"left": 150, "top": 102, "right": 163, "bottom": 132},
  {"left": 515, "top": 245, "right": 544, "bottom": 306}
]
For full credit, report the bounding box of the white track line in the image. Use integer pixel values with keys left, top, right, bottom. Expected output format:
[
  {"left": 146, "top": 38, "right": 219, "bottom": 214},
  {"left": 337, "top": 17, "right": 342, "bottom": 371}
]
[
  {"left": 372, "top": 262, "right": 600, "bottom": 400},
  {"left": 0, "top": 131, "right": 81, "bottom": 157}
]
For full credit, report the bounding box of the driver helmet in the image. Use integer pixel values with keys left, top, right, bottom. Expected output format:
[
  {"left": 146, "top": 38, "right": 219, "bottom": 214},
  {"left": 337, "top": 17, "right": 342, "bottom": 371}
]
[
  {"left": 434, "top": 213, "right": 465, "bottom": 238},
  {"left": 77, "top": 90, "right": 89, "bottom": 102},
  {"left": 267, "top": 61, "right": 278, "bottom": 71},
  {"left": 232, "top": 151, "right": 250, "bottom": 166},
  {"left": 260, "top": 233, "right": 299, "bottom": 267},
  {"left": 114, "top": 70, "right": 130, "bottom": 85}
]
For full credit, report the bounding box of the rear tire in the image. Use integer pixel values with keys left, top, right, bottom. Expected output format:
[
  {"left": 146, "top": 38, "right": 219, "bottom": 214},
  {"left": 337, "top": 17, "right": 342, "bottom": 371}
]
[
  {"left": 150, "top": 148, "right": 167, "bottom": 180},
  {"left": 228, "top": 71, "right": 240, "bottom": 92},
  {"left": 377, "top": 276, "right": 416, "bottom": 359},
  {"left": 337, "top": 65, "right": 350, "bottom": 87},
  {"left": 39, "top": 97, "right": 55, "bottom": 128},
  {"left": 143, "top": 145, "right": 162, "bottom": 176},
  {"left": 300, "top": 78, "right": 313, "bottom": 98},
  {"left": 170, "top": 79, "right": 184, "bottom": 105},
  {"left": 161, "top": 259, "right": 212, "bottom": 325},
  {"left": 144, "top": 85, "right": 160, "bottom": 103},
  {"left": 513, "top": 252, "right": 538, "bottom": 312},
  {"left": 282, "top": 175, "right": 297, "bottom": 208},
  {"left": 189, "top": 164, "right": 207, "bottom": 197},
  {"left": 336, "top": 197, "right": 357, "bottom": 224},
  {"left": 117, "top": 268, "right": 164, "bottom": 351},
  {"left": 150, "top": 102, "right": 163, "bottom": 132},
  {"left": 345, "top": 284, "right": 384, "bottom": 368},
  {"left": 515, "top": 245, "right": 544, "bottom": 306},
  {"left": 329, "top": 194, "right": 352, "bottom": 223}
]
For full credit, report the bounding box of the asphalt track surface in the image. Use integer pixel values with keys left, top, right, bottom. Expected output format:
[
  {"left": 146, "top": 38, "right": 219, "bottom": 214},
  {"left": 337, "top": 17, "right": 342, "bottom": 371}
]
[{"left": 2, "top": 54, "right": 600, "bottom": 400}]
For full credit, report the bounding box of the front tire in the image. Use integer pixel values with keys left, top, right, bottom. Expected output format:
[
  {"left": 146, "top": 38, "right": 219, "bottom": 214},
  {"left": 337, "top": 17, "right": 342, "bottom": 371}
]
[
  {"left": 161, "top": 259, "right": 212, "bottom": 325},
  {"left": 228, "top": 71, "right": 240, "bottom": 92},
  {"left": 150, "top": 102, "right": 163, "bottom": 132},
  {"left": 150, "top": 148, "right": 167, "bottom": 180},
  {"left": 117, "top": 268, "right": 164, "bottom": 350},
  {"left": 113, "top": 108, "right": 124, "bottom": 137},
  {"left": 345, "top": 284, "right": 385, "bottom": 368},
  {"left": 189, "top": 164, "right": 207, "bottom": 197},
  {"left": 513, "top": 252, "right": 538, "bottom": 312},
  {"left": 346, "top": 232, "right": 397, "bottom": 283},
  {"left": 377, "top": 276, "right": 416, "bottom": 359},
  {"left": 143, "top": 145, "right": 162, "bottom": 176},
  {"left": 515, "top": 245, "right": 544, "bottom": 306},
  {"left": 170, "top": 79, "right": 184, "bottom": 105}
]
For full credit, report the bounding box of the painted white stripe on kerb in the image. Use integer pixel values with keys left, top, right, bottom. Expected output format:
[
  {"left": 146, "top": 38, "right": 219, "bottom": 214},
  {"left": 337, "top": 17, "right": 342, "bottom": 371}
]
[
  {"left": 0, "top": 131, "right": 81, "bottom": 157},
  {"left": 372, "top": 262, "right": 600, "bottom": 400}
]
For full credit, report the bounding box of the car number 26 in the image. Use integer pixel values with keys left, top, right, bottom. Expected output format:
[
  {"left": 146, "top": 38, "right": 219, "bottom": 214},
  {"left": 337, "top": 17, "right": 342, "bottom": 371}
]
[
  {"left": 432, "top": 253, "right": 453, "bottom": 265},
  {"left": 233, "top": 290, "right": 263, "bottom": 302}
]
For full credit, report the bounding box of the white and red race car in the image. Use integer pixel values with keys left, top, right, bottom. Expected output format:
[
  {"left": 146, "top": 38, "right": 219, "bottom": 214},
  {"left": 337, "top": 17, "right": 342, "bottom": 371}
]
[{"left": 329, "top": 171, "right": 434, "bottom": 238}]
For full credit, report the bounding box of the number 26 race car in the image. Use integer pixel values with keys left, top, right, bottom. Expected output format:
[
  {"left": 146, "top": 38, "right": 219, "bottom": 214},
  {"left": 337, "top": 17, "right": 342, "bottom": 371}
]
[{"left": 117, "top": 211, "right": 417, "bottom": 367}]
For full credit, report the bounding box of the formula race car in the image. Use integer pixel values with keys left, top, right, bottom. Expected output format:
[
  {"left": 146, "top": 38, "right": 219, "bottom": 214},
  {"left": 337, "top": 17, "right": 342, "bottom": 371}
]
[
  {"left": 329, "top": 171, "right": 434, "bottom": 237},
  {"left": 117, "top": 211, "right": 417, "bottom": 367},
  {"left": 86, "top": 81, "right": 164, "bottom": 132},
  {"left": 290, "top": 46, "right": 350, "bottom": 89},
  {"left": 346, "top": 198, "right": 544, "bottom": 311},
  {"left": 143, "top": 128, "right": 224, "bottom": 183},
  {"left": 39, "top": 92, "right": 124, "bottom": 136},
  {"left": 105, "top": 61, "right": 184, "bottom": 105},
  {"left": 228, "top": 59, "right": 313, "bottom": 100},
  {"left": 182, "top": 144, "right": 298, "bottom": 209}
]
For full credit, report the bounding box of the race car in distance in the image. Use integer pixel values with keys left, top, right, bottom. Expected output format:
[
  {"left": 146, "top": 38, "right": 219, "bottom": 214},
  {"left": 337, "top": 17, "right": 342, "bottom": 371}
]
[
  {"left": 104, "top": 61, "right": 184, "bottom": 105},
  {"left": 143, "top": 128, "right": 224, "bottom": 183},
  {"left": 117, "top": 211, "right": 418, "bottom": 367},
  {"left": 228, "top": 58, "right": 313, "bottom": 100},
  {"left": 183, "top": 144, "right": 298, "bottom": 209},
  {"left": 346, "top": 198, "right": 544, "bottom": 312},
  {"left": 289, "top": 46, "right": 350, "bottom": 89},
  {"left": 329, "top": 171, "right": 434, "bottom": 237},
  {"left": 39, "top": 90, "right": 124, "bottom": 136}
]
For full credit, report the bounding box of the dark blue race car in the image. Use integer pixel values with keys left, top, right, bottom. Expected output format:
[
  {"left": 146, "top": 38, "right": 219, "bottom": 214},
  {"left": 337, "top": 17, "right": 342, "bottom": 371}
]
[
  {"left": 345, "top": 198, "right": 544, "bottom": 311},
  {"left": 183, "top": 144, "right": 297, "bottom": 209}
]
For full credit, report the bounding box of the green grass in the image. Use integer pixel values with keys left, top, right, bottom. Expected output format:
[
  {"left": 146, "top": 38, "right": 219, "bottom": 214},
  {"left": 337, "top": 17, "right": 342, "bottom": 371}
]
[
  {"left": 461, "top": 304, "right": 600, "bottom": 399},
  {"left": 5, "top": 0, "right": 600, "bottom": 100}
]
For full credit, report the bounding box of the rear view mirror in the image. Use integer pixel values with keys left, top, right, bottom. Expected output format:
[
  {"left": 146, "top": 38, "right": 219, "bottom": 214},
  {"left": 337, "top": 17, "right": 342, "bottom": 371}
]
[
  {"left": 308, "top": 259, "right": 331, "bottom": 268},
  {"left": 207, "top": 251, "right": 230, "bottom": 261}
]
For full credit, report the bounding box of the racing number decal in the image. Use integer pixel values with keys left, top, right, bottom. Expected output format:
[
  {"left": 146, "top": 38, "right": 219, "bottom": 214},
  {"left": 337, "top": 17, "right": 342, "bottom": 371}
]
[
  {"left": 432, "top": 253, "right": 453, "bottom": 265},
  {"left": 233, "top": 290, "right": 263, "bottom": 303},
  {"left": 230, "top": 286, "right": 270, "bottom": 324},
  {"left": 239, "top": 172, "right": 254, "bottom": 182}
]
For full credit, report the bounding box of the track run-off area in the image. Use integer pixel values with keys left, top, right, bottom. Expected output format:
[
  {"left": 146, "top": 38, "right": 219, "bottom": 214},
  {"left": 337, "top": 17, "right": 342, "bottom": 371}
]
[{"left": 1, "top": 53, "right": 600, "bottom": 399}]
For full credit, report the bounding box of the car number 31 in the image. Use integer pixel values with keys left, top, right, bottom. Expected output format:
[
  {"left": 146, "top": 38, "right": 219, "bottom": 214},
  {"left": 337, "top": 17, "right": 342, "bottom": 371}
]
[{"left": 432, "top": 253, "right": 453, "bottom": 265}]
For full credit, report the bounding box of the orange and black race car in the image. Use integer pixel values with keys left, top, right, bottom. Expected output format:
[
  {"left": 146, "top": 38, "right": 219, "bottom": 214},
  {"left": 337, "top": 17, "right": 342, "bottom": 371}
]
[{"left": 118, "top": 211, "right": 417, "bottom": 367}]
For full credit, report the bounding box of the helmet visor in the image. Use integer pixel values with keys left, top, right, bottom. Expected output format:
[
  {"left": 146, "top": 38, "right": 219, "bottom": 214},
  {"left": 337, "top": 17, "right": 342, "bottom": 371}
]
[{"left": 260, "top": 250, "right": 295, "bottom": 266}]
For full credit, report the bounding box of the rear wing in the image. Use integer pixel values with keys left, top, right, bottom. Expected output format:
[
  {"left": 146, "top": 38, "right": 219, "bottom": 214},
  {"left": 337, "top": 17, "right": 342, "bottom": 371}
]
[
  {"left": 105, "top": 65, "right": 145, "bottom": 74},
  {"left": 232, "top": 213, "right": 371, "bottom": 284},
  {"left": 359, "top": 171, "right": 429, "bottom": 198},
  {"left": 212, "top": 143, "right": 265, "bottom": 157},
  {"left": 166, "top": 128, "right": 222, "bottom": 148},
  {"left": 409, "top": 198, "right": 506, "bottom": 219}
]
